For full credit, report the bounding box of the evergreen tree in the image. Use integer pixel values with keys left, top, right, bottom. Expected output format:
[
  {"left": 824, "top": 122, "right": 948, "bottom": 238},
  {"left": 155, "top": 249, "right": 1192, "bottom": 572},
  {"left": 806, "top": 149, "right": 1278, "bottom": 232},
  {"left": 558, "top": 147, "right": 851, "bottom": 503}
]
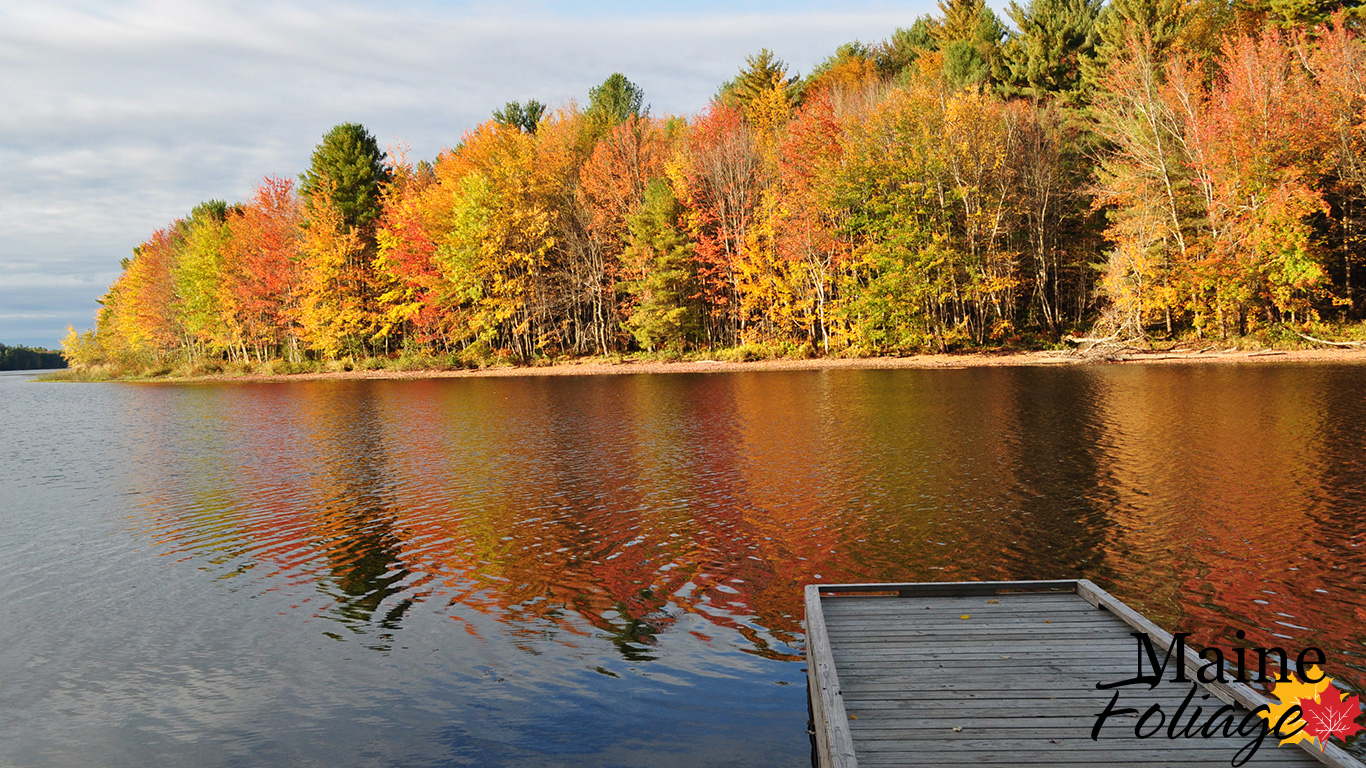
[
  {"left": 718, "top": 49, "right": 801, "bottom": 108},
  {"left": 493, "top": 100, "right": 546, "bottom": 133},
  {"left": 621, "top": 180, "right": 699, "bottom": 351},
  {"left": 931, "top": 0, "right": 1007, "bottom": 89},
  {"left": 999, "top": 0, "right": 1101, "bottom": 102},
  {"left": 1249, "top": 0, "right": 1360, "bottom": 27},
  {"left": 933, "top": 0, "right": 994, "bottom": 42},
  {"left": 300, "top": 123, "right": 390, "bottom": 237},
  {"left": 1082, "top": 0, "right": 1191, "bottom": 93},
  {"left": 0, "top": 343, "right": 66, "bottom": 370},
  {"left": 587, "top": 73, "right": 646, "bottom": 126},
  {"left": 874, "top": 19, "right": 939, "bottom": 79}
]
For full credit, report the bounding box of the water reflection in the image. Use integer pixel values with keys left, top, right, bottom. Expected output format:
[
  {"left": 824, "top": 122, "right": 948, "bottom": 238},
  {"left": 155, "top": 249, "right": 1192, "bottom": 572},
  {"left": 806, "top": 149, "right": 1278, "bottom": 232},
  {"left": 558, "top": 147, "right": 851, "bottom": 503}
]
[
  {"left": 310, "top": 388, "right": 412, "bottom": 641},
  {"left": 127, "top": 367, "right": 1366, "bottom": 692}
]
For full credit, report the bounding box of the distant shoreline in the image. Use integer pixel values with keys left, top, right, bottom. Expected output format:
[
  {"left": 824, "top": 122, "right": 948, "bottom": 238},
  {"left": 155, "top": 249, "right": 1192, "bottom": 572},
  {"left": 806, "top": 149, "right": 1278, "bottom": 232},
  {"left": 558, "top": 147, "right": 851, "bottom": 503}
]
[{"left": 49, "top": 347, "right": 1366, "bottom": 383}]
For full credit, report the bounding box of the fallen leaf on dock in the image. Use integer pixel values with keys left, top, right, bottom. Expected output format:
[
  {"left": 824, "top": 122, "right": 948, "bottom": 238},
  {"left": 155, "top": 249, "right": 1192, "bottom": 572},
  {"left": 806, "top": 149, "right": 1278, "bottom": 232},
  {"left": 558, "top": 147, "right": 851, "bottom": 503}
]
[{"left": 960, "top": 614, "right": 970, "bottom": 619}]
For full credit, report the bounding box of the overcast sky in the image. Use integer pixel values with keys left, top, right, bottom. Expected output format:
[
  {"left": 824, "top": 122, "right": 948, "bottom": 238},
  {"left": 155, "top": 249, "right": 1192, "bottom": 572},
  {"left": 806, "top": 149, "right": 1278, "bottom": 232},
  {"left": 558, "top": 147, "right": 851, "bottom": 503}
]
[{"left": 0, "top": 0, "right": 941, "bottom": 348}]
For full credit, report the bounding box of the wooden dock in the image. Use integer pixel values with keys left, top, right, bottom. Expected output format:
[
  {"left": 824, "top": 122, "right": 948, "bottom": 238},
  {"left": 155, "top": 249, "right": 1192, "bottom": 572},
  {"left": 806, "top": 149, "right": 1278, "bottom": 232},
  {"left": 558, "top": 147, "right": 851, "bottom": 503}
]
[{"left": 805, "top": 579, "right": 1362, "bottom": 768}]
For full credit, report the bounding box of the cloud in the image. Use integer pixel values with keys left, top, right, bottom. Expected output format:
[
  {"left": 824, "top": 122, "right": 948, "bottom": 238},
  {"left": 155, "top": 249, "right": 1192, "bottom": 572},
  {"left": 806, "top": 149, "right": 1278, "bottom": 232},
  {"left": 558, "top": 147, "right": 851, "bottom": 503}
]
[{"left": 0, "top": 0, "right": 929, "bottom": 346}]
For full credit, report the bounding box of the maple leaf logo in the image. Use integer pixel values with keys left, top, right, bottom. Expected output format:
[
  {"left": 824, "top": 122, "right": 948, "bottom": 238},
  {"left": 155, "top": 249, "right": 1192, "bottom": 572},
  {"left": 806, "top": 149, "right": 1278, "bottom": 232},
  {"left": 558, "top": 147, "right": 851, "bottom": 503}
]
[
  {"left": 1301, "top": 692, "right": 1365, "bottom": 751},
  {"left": 1258, "top": 665, "right": 1365, "bottom": 751}
]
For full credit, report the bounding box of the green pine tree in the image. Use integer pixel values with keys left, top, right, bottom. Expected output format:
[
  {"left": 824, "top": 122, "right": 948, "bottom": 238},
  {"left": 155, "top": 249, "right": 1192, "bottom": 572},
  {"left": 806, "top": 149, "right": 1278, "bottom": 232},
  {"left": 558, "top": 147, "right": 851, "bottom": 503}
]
[
  {"left": 1081, "top": 0, "right": 1191, "bottom": 95},
  {"left": 493, "top": 100, "right": 546, "bottom": 133},
  {"left": 300, "top": 123, "right": 390, "bottom": 237},
  {"left": 717, "top": 49, "right": 801, "bottom": 108},
  {"left": 587, "top": 73, "right": 646, "bottom": 126},
  {"left": 875, "top": 19, "right": 939, "bottom": 80},
  {"left": 998, "top": 0, "right": 1101, "bottom": 103},
  {"left": 621, "top": 180, "right": 699, "bottom": 352},
  {"left": 931, "top": 0, "right": 1007, "bottom": 89}
]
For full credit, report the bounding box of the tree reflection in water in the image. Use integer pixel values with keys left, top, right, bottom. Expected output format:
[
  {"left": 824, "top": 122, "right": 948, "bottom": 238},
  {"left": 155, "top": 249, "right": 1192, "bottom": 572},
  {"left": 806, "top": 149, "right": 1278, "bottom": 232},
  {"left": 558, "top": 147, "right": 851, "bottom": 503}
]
[{"left": 133, "top": 368, "right": 1366, "bottom": 692}]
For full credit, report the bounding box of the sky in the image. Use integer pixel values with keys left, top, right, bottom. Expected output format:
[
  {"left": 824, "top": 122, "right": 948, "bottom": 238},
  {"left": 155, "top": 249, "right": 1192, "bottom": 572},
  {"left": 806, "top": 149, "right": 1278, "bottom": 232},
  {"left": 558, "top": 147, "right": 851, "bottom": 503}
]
[{"left": 0, "top": 0, "right": 942, "bottom": 348}]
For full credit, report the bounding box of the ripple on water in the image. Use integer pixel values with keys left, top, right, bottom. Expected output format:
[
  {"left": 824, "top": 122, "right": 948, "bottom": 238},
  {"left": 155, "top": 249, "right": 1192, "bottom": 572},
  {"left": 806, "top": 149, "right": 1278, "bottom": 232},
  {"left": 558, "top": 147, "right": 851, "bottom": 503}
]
[{"left": 3, "top": 366, "right": 1365, "bottom": 765}]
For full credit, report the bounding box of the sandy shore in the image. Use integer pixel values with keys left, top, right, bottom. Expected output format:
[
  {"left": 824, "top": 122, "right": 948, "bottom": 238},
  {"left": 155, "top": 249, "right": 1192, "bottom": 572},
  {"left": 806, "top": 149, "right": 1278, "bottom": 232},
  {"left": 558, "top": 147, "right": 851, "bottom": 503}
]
[{"left": 158, "top": 347, "right": 1366, "bottom": 383}]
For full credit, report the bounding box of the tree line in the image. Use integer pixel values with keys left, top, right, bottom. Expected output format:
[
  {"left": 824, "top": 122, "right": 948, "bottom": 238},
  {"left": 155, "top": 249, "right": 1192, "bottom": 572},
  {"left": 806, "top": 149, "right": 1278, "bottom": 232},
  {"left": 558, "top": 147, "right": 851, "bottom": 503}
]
[
  {"left": 64, "top": 0, "right": 1366, "bottom": 372},
  {"left": 0, "top": 344, "right": 66, "bottom": 371}
]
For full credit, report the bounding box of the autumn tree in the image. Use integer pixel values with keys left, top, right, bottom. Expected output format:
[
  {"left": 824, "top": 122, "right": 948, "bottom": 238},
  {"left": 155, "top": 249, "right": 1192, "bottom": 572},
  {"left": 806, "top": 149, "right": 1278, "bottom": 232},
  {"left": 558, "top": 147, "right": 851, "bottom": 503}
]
[
  {"left": 577, "top": 114, "right": 669, "bottom": 350},
  {"left": 224, "top": 177, "right": 304, "bottom": 360},
  {"left": 1313, "top": 17, "right": 1366, "bottom": 318},
  {"left": 172, "top": 200, "right": 233, "bottom": 359},
  {"left": 673, "top": 104, "right": 763, "bottom": 345},
  {"left": 806, "top": 43, "right": 882, "bottom": 95},
  {"left": 298, "top": 189, "right": 370, "bottom": 358},
  {"left": 117, "top": 227, "right": 183, "bottom": 362},
  {"left": 776, "top": 88, "right": 852, "bottom": 351},
  {"left": 1180, "top": 31, "right": 1331, "bottom": 330},
  {"left": 430, "top": 117, "right": 570, "bottom": 359},
  {"left": 376, "top": 157, "right": 456, "bottom": 347},
  {"left": 1089, "top": 25, "right": 1198, "bottom": 338}
]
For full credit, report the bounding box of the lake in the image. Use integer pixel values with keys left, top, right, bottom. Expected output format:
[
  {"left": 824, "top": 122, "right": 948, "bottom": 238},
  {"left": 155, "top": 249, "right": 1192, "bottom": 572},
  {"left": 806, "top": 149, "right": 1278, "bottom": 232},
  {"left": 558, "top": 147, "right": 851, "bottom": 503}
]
[{"left": 2, "top": 363, "right": 1364, "bottom": 766}]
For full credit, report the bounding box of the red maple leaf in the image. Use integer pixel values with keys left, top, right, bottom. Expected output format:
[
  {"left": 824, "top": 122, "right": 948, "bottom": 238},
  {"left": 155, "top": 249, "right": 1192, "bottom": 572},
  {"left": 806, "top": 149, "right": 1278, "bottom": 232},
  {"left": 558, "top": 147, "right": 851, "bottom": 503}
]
[{"left": 1299, "top": 689, "right": 1365, "bottom": 751}]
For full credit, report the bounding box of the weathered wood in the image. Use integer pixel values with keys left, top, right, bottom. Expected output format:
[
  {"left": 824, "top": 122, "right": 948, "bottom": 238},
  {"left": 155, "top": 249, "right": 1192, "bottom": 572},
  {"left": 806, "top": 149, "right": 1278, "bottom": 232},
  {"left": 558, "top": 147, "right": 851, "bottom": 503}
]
[
  {"left": 822, "top": 601, "right": 1101, "bottom": 615},
  {"left": 1294, "top": 331, "right": 1366, "bottom": 348},
  {"left": 854, "top": 744, "right": 1315, "bottom": 762},
  {"left": 816, "top": 580, "right": 1078, "bottom": 597},
  {"left": 806, "top": 583, "right": 858, "bottom": 768},
  {"left": 806, "top": 580, "right": 1360, "bottom": 768}
]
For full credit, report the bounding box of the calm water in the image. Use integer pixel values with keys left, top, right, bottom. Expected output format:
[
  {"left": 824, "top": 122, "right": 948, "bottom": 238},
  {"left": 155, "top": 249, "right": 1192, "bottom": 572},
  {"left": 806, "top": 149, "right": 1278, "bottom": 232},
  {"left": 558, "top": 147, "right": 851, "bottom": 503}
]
[{"left": 2, "top": 364, "right": 1365, "bottom": 766}]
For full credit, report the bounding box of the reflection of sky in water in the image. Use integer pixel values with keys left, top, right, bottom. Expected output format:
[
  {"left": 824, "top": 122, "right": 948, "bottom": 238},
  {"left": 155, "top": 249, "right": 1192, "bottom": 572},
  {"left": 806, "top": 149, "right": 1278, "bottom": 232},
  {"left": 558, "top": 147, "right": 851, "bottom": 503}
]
[{"left": 2, "top": 364, "right": 1365, "bottom": 765}]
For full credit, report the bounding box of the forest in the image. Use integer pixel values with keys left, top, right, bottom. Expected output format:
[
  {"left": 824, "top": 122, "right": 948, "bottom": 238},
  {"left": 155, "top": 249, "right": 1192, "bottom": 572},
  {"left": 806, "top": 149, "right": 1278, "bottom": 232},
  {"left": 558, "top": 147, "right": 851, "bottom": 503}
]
[
  {"left": 0, "top": 344, "right": 66, "bottom": 371},
  {"left": 62, "top": 0, "right": 1366, "bottom": 374}
]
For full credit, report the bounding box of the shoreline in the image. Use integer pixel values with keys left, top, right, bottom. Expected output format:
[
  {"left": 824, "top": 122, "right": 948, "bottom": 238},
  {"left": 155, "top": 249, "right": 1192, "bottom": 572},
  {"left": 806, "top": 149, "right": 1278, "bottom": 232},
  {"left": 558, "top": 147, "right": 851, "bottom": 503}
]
[{"left": 78, "top": 347, "right": 1366, "bottom": 384}]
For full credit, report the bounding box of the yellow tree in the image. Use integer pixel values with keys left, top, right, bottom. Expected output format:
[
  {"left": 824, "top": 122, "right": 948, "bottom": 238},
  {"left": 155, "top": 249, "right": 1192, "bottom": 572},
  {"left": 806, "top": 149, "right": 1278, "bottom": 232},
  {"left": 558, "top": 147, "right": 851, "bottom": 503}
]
[
  {"left": 941, "top": 88, "right": 1021, "bottom": 341},
  {"left": 172, "top": 201, "right": 234, "bottom": 360},
  {"left": 432, "top": 119, "right": 560, "bottom": 359},
  {"left": 735, "top": 66, "right": 800, "bottom": 344},
  {"left": 297, "top": 184, "right": 368, "bottom": 359},
  {"left": 1090, "top": 27, "right": 1197, "bottom": 338}
]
